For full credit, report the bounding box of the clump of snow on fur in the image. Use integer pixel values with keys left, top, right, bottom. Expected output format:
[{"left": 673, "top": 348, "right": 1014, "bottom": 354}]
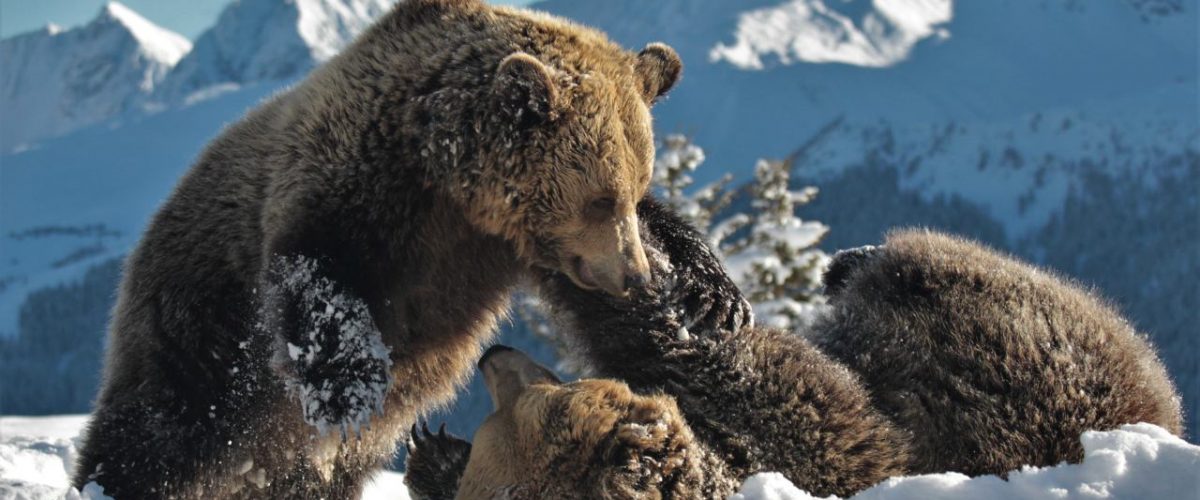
[
  {"left": 732, "top": 423, "right": 1200, "bottom": 500},
  {"left": 269, "top": 255, "right": 393, "bottom": 439}
]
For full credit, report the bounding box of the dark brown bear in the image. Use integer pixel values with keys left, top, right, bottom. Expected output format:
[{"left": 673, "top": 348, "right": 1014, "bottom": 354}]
[
  {"left": 406, "top": 200, "right": 912, "bottom": 499},
  {"left": 72, "top": 1, "right": 685, "bottom": 497},
  {"left": 816, "top": 229, "right": 1183, "bottom": 476}
]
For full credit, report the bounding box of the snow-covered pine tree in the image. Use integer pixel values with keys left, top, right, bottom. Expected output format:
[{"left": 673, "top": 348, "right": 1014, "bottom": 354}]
[
  {"left": 720, "top": 158, "right": 829, "bottom": 329},
  {"left": 654, "top": 134, "right": 829, "bottom": 329},
  {"left": 652, "top": 134, "right": 739, "bottom": 234}
]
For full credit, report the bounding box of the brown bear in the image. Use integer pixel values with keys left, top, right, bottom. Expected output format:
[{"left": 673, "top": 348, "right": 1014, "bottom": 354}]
[
  {"left": 406, "top": 224, "right": 1183, "bottom": 498},
  {"left": 815, "top": 229, "right": 1184, "bottom": 476},
  {"left": 456, "top": 346, "right": 736, "bottom": 499},
  {"left": 406, "top": 201, "right": 912, "bottom": 499},
  {"left": 72, "top": 0, "right": 685, "bottom": 497}
]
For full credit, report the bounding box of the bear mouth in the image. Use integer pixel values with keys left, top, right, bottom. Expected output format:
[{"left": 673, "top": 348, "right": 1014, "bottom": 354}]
[{"left": 570, "top": 256, "right": 600, "bottom": 291}]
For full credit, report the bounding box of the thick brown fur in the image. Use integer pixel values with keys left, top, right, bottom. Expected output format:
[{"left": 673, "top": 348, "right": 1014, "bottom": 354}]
[
  {"left": 529, "top": 201, "right": 912, "bottom": 497},
  {"left": 407, "top": 220, "right": 1184, "bottom": 498},
  {"left": 72, "top": 0, "right": 684, "bottom": 497},
  {"left": 458, "top": 378, "right": 736, "bottom": 499},
  {"left": 405, "top": 200, "right": 911, "bottom": 498},
  {"left": 815, "top": 229, "right": 1184, "bottom": 476}
]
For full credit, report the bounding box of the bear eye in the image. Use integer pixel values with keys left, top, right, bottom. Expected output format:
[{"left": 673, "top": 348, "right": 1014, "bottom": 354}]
[{"left": 586, "top": 196, "right": 616, "bottom": 220}]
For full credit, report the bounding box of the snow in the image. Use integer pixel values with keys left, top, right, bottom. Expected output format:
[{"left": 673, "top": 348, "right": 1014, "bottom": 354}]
[
  {"left": 0, "top": 415, "right": 410, "bottom": 500},
  {"left": 268, "top": 255, "right": 394, "bottom": 438},
  {"left": 538, "top": 0, "right": 1197, "bottom": 187},
  {"left": 0, "top": 78, "right": 285, "bottom": 338},
  {"left": 295, "top": 0, "right": 395, "bottom": 62},
  {"left": 710, "top": 0, "right": 953, "bottom": 69},
  {"left": 0, "top": 0, "right": 391, "bottom": 151},
  {"left": 152, "top": 0, "right": 394, "bottom": 105},
  {"left": 730, "top": 424, "right": 1200, "bottom": 500},
  {"left": 0, "top": 2, "right": 191, "bottom": 152},
  {"left": 99, "top": 3, "right": 192, "bottom": 65},
  {"left": 4, "top": 417, "right": 1194, "bottom": 500}
]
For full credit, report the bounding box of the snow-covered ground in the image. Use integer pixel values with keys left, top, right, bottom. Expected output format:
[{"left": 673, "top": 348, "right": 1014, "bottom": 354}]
[
  {"left": 3, "top": 416, "right": 1196, "bottom": 499},
  {"left": 733, "top": 424, "right": 1200, "bottom": 499},
  {"left": 0, "top": 415, "right": 409, "bottom": 500}
]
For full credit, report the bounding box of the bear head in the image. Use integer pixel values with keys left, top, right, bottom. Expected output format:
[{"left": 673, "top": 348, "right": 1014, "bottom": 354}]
[
  {"left": 438, "top": 27, "right": 683, "bottom": 298},
  {"left": 455, "top": 345, "right": 705, "bottom": 499}
]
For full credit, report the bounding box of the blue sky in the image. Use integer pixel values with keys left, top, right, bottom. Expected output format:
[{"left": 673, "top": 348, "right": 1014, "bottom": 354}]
[{"left": 0, "top": 0, "right": 537, "bottom": 39}]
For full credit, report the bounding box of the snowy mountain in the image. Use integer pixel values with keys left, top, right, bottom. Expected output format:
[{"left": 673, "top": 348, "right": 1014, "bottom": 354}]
[
  {"left": 0, "top": 0, "right": 1196, "bottom": 444},
  {"left": 534, "top": 0, "right": 1196, "bottom": 182},
  {"left": 151, "top": 0, "right": 395, "bottom": 104},
  {"left": 710, "top": 0, "right": 953, "bottom": 69},
  {"left": 0, "top": 2, "right": 190, "bottom": 152}
]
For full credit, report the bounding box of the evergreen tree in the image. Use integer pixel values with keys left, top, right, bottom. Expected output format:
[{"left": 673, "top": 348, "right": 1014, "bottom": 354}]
[{"left": 720, "top": 159, "right": 829, "bottom": 329}]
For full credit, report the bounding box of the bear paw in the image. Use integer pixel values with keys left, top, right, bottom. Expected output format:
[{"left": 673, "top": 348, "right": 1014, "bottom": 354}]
[
  {"left": 404, "top": 422, "right": 472, "bottom": 500},
  {"left": 823, "top": 245, "right": 884, "bottom": 297}
]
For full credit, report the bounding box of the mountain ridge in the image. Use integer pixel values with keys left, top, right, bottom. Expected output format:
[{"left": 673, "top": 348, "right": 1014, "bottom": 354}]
[{"left": 0, "top": 2, "right": 191, "bottom": 152}]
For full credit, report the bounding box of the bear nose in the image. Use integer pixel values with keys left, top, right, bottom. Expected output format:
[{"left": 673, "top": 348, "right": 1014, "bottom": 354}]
[{"left": 623, "top": 269, "right": 650, "bottom": 291}]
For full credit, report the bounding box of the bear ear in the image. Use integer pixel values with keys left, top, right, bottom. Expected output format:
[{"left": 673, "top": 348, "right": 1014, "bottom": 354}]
[
  {"left": 635, "top": 43, "right": 682, "bottom": 103},
  {"left": 494, "top": 52, "right": 561, "bottom": 128},
  {"left": 479, "top": 345, "right": 562, "bottom": 410}
]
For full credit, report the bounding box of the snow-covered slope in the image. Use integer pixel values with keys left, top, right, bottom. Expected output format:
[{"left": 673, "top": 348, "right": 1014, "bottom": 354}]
[
  {"left": 3, "top": 416, "right": 1197, "bottom": 500},
  {"left": 534, "top": 0, "right": 1196, "bottom": 183},
  {"left": 711, "top": 0, "right": 953, "bottom": 69},
  {"left": 0, "top": 2, "right": 191, "bottom": 152},
  {"left": 0, "top": 80, "right": 284, "bottom": 341},
  {"left": 151, "top": 0, "right": 395, "bottom": 104}
]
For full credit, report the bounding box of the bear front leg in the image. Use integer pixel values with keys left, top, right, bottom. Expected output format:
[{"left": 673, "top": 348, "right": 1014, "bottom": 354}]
[
  {"left": 403, "top": 422, "right": 473, "bottom": 500},
  {"left": 637, "top": 196, "right": 753, "bottom": 337},
  {"left": 262, "top": 252, "right": 393, "bottom": 438}
]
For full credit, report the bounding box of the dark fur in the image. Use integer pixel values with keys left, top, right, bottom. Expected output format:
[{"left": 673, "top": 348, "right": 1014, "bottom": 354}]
[
  {"left": 408, "top": 219, "right": 1185, "bottom": 498},
  {"left": 532, "top": 198, "right": 912, "bottom": 497},
  {"left": 814, "top": 230, "right": 1184, "bottom": 476},
  {"left": 74, "top": 0, "right": 680, "bottom": 496},
  {"left": 405, "top": 200, "right": 910, "bottom": 498},
  {"left": 404, "top": 423, "right": 473, "bottom": 500}
]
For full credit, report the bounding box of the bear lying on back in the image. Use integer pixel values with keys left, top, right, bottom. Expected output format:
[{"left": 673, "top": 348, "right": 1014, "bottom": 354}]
[
  {"left": 407, "top": 201, "right": 912, "bottom": 498},
  {"left": 816, "top": 229, "right": 1183, "bottom": 476},
  {"left": 406, "top": 225, "right": 1182, "bottom": 498},
  {"left": 73, "top": 0, "right": 687, "bottom": 497}
]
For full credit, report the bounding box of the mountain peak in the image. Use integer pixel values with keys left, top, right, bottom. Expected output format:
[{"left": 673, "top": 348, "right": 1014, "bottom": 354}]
[
  {"left": 710, "top": 0, "right": 953, "bottom": 70},
  {"left": 95, "top": 1, "right": 192, "bottom": 65},
  {"left": 0, "top": 3, "right": 191, "bottom": 152},
  {"left": 153, "top": 0, "right": 394, "bottom": 105}
]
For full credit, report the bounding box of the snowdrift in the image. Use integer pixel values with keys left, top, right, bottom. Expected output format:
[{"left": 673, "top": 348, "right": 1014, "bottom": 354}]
[{"left": 2, "top": 416, "right": 1196, "bottom": 499}]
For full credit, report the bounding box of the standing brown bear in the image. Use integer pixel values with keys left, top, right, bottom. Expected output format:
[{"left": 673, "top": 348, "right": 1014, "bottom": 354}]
[{"left": 72, "top": 0, "right": 685, "bottom": 497}]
